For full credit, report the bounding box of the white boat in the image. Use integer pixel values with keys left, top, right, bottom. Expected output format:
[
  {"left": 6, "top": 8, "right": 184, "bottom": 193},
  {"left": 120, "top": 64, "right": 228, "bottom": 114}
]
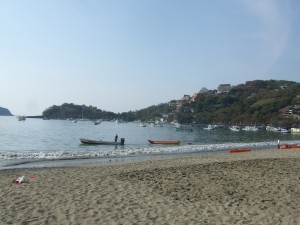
[
  {"left": 203, "top": 125, "right": 217, "bottom": 130},
  {"left": 229, "top": 125, "right": 240, "bottom": 131},
  {"left": 279, "top": 128, "right": 290, "bottom": 133},
  {"left": 173, "top": 123, "right": 182, "bottom": 129},
  {"left": 242, "top": 126, "right": 259, "bottom": 131},
  {"left": 291, "top": 128, "right": 300, "bottom": 133},
  {"left": 266, "top": 126, "right": 281, "bottom": 132}
]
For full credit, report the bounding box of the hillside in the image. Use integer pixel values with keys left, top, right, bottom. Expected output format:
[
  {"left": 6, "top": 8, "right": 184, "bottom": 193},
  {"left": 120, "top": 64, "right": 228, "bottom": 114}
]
[
  {"left": 179, "top": 80, "right": 300, "bottom": 125},
  {"left": 42, "top": 80, "right": 300, "bottom": 126},
  {"left": 0, "top": 107, "right": 13, "bottom": 116}
]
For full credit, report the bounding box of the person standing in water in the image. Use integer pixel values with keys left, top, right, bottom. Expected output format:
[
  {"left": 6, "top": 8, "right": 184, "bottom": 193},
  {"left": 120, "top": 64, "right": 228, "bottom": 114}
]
[{"left": 115, "top": 134, "right": 118, "bottom": 142}]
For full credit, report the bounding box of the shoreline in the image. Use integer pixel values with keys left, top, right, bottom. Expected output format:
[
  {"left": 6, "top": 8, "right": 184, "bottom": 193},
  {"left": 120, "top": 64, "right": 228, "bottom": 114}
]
[
  {"left": 1, "top": 149, "right": 300, "bottom": 224},
  {"left": 0, "top": 143, "right": 281, "bottom": 170}
]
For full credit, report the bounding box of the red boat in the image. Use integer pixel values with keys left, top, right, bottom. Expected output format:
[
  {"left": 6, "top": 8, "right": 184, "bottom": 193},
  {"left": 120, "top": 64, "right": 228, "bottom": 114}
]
[
  {"left": 148, "top": 140, "right": 180, "bottom": 144},
  {"left": 279, "top": 144, "right": 300, "bottom": 149},
  {"left": 228, "top": 149, "right": 251, "bottom": 153}
]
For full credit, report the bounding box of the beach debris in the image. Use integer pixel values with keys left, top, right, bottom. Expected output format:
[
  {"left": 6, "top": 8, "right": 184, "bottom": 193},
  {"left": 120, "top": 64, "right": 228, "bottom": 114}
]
[
  {"left": 228, "top": 149, "right": 251, "bottom": 153},
  {"left": 12, "top": 176, "right": 29, "bottom": 184}
]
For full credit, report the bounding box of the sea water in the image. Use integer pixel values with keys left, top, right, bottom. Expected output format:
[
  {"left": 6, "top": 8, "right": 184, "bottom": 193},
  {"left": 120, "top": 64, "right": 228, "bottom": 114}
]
[{"left": 0, "top": 116, "right": 299, "bottom": 169}]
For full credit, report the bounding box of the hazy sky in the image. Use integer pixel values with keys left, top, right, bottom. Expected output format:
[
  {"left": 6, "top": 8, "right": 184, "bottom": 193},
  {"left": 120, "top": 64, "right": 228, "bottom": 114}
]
[{"left": 1, "top": 0, "right": 300, "bottom": 115}]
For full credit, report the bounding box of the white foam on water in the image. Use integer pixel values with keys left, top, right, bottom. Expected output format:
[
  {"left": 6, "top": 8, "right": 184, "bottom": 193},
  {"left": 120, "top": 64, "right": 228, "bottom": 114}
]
[{"left": 0, "top": 141, "right": 281, "bottom": 161}]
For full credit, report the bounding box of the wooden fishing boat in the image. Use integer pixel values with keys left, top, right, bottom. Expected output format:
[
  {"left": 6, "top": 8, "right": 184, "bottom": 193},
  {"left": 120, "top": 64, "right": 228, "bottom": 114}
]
[
  {"left": 279, "top": 144, "right": 300, "bottom": 149},
  {"left": 80, "top": 138, "right": 125, "bottom": 145},
  {"left": 228, "top": 148, "right": 251, "bottom": 153},
  {"left": 148, "top": 140, "right": 180, "bottom": 144}
]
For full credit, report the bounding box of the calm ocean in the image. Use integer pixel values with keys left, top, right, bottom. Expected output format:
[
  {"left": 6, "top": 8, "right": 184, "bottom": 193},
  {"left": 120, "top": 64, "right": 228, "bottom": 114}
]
[{"left": 1, "top": 116, "right": 299, "bottom": 169}]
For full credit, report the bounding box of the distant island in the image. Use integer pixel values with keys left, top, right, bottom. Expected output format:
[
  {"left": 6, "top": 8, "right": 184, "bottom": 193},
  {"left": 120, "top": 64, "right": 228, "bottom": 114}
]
[{"left": 0, "top": 107, "right": 13, "bottom": 116}]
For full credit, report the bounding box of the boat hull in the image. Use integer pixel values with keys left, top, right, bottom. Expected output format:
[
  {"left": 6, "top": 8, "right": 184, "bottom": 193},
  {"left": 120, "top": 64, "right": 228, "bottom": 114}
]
[
  {"left": 148, "top": 140, "right": 180, "bottom": 144},
  {"left": 80, "top": 138, "right": 124, "bottom": 145}
]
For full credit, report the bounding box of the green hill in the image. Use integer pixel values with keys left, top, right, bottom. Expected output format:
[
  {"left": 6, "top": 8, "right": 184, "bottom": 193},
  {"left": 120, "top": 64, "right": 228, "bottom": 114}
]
[
  {"left": 180, "top": 80, "right": 300, "bottom": 125},
  {"left": 42, "top": 80, "right": 300, "bottom": 126}
]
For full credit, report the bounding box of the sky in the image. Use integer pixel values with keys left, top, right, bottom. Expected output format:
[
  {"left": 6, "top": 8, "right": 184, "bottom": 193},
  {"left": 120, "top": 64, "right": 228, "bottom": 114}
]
[{"left": 1, "top": 0, "right": 300, "bottom": 115}]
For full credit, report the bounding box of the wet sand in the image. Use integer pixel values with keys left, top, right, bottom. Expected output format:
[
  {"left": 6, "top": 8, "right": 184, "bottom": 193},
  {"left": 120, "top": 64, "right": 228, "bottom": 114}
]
[{"left": 0, "top": 149, "right": 300, "bottom": 225}]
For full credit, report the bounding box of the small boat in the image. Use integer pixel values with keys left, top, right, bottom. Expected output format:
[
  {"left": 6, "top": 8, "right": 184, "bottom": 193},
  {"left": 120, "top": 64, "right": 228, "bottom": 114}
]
[
  {"left": 16, "top": 115, "right": 26, "bottom": 121},
  {"left": 279, "top": 144, "right": 300, "bottom": 149},
  {"left": 148, "top": 140, "right": 180, "bottom": 144},
  {"left": 203, "top": 125, "right": 217, "bottom": 130},
  {"left": 291, "top": 128, "right": 300, "bottom": 133},
  {"left": 279, "top": 128, "right": 290, "bottom": 133},
  {"left": 94, "top": 119, "right": 102, "bottom": 125},
  {"left": 242, "top": 126, "right": 259, "bottom": 131},
  {"left": 228, "top": 149, "right": 251, "bottom": 153},
  {"left": 80, "top": 138, "right": 125, "bottom": 145},
  {"left": 229, "top": 125, "right": 240, "bottom": 131}
]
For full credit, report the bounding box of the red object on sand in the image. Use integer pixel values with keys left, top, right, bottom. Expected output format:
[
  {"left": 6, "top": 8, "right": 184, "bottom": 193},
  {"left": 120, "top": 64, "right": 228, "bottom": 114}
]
[
  {"left": 12, "top": 176, "right": 25, "bottom": 184},
  {"left": 228, "top": 149, "right": 251, "bottom": 153},
  {"left": 279, "top": 144, "right": 300, "bottom": 150}
]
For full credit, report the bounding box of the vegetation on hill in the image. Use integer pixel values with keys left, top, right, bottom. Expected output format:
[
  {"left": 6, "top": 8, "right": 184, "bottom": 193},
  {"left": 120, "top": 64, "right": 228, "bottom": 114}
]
[
  {"left": 180, "top": 80, "right": 300, "bottom": 125},
  {"left": 42, "top": 103, "right": 116, "bottom": 120},
  {"left": 42, "top": 80, "right": 300, "bottom": 126}
]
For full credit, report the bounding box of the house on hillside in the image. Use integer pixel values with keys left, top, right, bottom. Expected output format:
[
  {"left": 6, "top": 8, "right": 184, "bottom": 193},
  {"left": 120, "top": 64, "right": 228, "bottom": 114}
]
[
  {"left": 191, "top": 92, "right": 202, "bottom": 102},
  {"left": 218, "top": 84, "right": 232, "bottom": 93},
  {"left": 283, "top": 109, "right": 293, "bottom": 118},
  {"left": 175, "top": 95, "right": 191, "bottom": 112}
]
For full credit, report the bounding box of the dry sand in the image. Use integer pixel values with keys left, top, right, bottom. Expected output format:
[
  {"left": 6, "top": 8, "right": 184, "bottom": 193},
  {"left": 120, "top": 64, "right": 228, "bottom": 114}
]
[{"left": 0, "top": 149, "right": 300, "bottom": 225}]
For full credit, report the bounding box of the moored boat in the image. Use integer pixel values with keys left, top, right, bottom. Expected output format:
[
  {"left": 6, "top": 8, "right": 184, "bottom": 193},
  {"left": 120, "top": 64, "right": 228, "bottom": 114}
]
[
  {"left": 148, "top": 140, "right": 180, "bottom": 144},
  {"left": 228, "top": 149, "right": 251, "bottom": 153},
  {"left": 16, "top": 115, "right": 26, "bottom": 121},
  {"left": 291, "top": 128, "right": 300, "bottom": 133},
  {"left": 80, "top": 138, "right": 125, "bottom": 145},
  {"left": 242, "top": 126, "right": 259, "bottom": 131},
  {"left": 229, "top": 125, "right": 240, "bottom": 131},
  {"left": 94, "top": 119, "right": 102, "bottom": 125}
]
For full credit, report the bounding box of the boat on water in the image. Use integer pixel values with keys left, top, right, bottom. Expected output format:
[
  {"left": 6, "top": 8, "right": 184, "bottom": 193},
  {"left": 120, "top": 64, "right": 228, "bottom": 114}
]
[
  {"left": 80, "top": 138, "right": 125, "bottom": 145},
  {"left": 291, "top": 128, "right": 300, "bottom": 133},
  {"left": 203, "top": 125, "right": 216, "bottom": 130},
  {"left": 229, "top": 125, "right": 240, "bottom": 131},
  {"left": 242, "top": 126, "right": 259, "bottom": 131},
  {"left": 279, "top": 144, "right": 300, "bottom": 149},
  {"left": 228, "top": 149, "right": 251, "bottom": 153},
  {"left": 94, "top": 119, "right": 102, "bottom": 125},
  {"left": 148, "top": 140, "right": 180, "bottom": 144},
  {"left": 16, "top": 115, "right": 26, "bottom": 121}
]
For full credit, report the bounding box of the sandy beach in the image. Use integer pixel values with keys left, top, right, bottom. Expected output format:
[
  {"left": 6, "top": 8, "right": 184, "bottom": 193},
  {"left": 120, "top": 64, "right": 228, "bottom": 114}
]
[{"left": 1, "top": 149, "right": 300, "bottom": 225}]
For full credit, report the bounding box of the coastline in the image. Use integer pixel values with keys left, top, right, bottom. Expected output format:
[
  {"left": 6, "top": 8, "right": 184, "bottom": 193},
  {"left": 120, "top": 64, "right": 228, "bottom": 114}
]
[{"left": 1, "top": 149, "right": 300, "bottom": 224}]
